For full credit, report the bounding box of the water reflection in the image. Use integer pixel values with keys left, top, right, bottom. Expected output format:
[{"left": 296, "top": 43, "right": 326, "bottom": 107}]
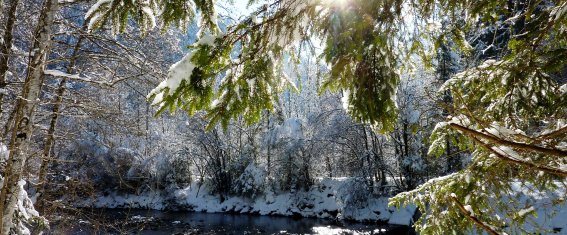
[{"left": 51, "top": 208, "right": 415, "bottom": 235}]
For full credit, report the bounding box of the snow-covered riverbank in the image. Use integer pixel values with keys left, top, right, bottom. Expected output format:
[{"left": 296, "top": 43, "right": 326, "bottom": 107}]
[
  {"left": 83, "top": 178, "right": 418, "bottom": 226},
  {"left": 81, "top": 178, "right": 567, "bottom": 234}
]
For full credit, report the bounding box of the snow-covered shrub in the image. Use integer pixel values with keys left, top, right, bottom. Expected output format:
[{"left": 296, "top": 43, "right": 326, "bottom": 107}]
[
  {"left": 401, "top": 155, "right": 425, "bottom": 172},
  {"left": 70, "top": 145, "right": 141, "bottom": 193},
  {"left": 231, "top": 163, "right": 266, "bottom": 198},
  {"left": 62, "top": 139, "right": 109, "bottom": 183},
  {"left": 13, "top": 181, "right": 48, "bottom": 234},
  {"left": 268, "top": 118, "right": 313, "bottom": 192},
  {"left": 230, "top": 144, "right": 256, "bottom": 179},
  {"left": 129, "top": 151, "right": 171, "bottom": 191},
  {"left": 335, "top": 178, "right": 370, "bottom": 220},
  {"left": 164, "top": 155, "right": 192, "bottom": 188},
  {"left": 400, "top": 154, "right": 426, "bottom": 187},
  {"left": 0, "top": 178, "right": 48, "bottom": 235},
  {"left": 122, "top": 148, "right": 180, "bottom": 192},
  {"left": 101, "top": 147, "right": 140, "bottom": 192}
]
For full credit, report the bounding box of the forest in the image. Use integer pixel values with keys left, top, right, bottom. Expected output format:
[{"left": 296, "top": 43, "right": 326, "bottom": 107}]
[{"left": 0, "top": 0, "right": 565, "bottom": 234}]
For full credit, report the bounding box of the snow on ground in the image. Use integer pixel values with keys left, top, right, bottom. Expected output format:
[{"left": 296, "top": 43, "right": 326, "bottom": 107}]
[
  {"left": 82, "top": 178, "right": 567, "bottom": 232},
  {"left": 84, "top": 178, "right": 417, "bottom": 226},
  {"left": 90, "top": 190, "right": 166, "bottom": 210},
  {"left": 312, "top": 226, "right": 387, "bottom": 235}
]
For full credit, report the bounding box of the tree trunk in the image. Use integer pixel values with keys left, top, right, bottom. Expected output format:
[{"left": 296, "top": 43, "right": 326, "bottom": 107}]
[
  {"left": 402, "top": 122, "right": 413, "bottom": 190},
  {"left": 0, "top": 0, "right": 4, "bottom": 21},
  {"left": 325, "top": 153, "right": 332, "bottom": 178},
  {"left": 0, "top": 0, "right": 19, "bottom": 123},
  {"left": 266, "top": 113, "right": 271, "bottom": 178},
  {"left": 0, "top": 0, "right": 58, "bottom": 233},
  {"left": 36, "top": 25, "right": 85, "bottom": 208},
  {"left": 374, "top": 134, "right": 387, "bottom": 186},
  {"left": 362, "top": 125, "right": 373, "bottom": 189}
]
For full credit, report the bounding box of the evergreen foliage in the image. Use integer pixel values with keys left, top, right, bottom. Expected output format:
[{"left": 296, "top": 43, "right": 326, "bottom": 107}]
[{"left": 86, "top": 0, "right": 218, "bottom": 34}]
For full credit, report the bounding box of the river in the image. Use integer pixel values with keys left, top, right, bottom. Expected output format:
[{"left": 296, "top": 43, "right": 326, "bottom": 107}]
[{"left": 49, "top": 208, "right": 416, "bottom": 234}]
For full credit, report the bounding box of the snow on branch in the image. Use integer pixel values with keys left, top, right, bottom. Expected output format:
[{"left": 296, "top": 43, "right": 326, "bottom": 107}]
[
  {"left": 44, "top": 70, "right": 81, "bottom": 79},
  {"left": 449, "top": 194, "right": 502, "bottom": 235},
  {"left": 449, "top": 123, "right": 567, "bottom": 177},
  {"left": 449, "top": 123, "right": 567, "bottom": 158},
  {"left": 44, "top": 69, "right": 128, "bottom": 87}
]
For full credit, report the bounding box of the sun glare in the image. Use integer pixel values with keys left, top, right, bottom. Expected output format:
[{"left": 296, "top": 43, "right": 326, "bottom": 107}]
[{"left": 322, "top": 0, "right": 350, "bottom": 8}]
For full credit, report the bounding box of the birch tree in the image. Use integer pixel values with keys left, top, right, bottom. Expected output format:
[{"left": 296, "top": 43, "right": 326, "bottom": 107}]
[{"left": 0, "top": 0, "right": 58, "bottom": 233}]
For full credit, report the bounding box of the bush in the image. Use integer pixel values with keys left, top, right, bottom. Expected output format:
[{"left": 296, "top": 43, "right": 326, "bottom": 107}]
[
  {"left": 336, "top": 178, "right": 370, "bottom": 220},
  {"left": 165, "top": 156, "right": 192, "bottom": 188},
  {"left": 231, "top": 163, "right": 266, "bottom": 198}
]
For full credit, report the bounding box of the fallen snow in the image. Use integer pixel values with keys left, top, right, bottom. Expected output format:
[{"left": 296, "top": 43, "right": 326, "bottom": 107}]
[
  {"left": 44, "top": 69, "right": 81, "bottom": 79},
  {"left": 517, "top": 206, "right": 535, "bottom": 217},
  {"left": 80, "top": 177, "right": 567, "bottom": 233},
  {"left": 0, "top": 142, "right": 8, "bottom": 162},
  {"left": 0, "top": 176, "right": 47, "bottom": 235},
  {"left": 84, "top": 178, "right": 417, "bottom": 226}
]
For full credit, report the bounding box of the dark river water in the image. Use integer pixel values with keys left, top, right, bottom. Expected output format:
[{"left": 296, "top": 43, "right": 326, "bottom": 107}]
[{"left": 49, "top": 208, "right": 416, "bottom": 235}]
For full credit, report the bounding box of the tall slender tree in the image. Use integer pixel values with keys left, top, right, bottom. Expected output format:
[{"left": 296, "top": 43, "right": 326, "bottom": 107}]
[
  {"left": 0, "top": 0, "right": 58, "bottom": 233},
  {"left": 0, "top": 0, "right": 20, "bottom": 119}
]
